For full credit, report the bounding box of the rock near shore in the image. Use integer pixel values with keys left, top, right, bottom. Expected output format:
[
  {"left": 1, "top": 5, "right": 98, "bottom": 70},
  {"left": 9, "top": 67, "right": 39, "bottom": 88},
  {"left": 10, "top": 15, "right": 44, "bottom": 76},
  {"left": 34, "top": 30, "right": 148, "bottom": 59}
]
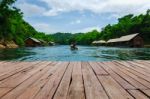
[
  {"left": 0, "top": 44, "right": 6, "bottom": 48},
  {"left": 0, "top": 41, "right": 19, "bottom": 49}
]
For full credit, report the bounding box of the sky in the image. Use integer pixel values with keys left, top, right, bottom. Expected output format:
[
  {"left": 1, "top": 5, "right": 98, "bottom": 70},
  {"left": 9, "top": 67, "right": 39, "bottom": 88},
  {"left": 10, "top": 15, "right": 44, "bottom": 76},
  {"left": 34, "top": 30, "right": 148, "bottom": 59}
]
[{"left": 14, "top": 0, "right": 150, "bottom": 34}]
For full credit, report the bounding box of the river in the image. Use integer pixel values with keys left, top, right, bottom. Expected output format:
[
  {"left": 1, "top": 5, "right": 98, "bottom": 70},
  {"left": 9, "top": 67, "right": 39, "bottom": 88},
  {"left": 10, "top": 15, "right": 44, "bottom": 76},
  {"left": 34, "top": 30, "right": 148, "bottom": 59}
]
[{"left": 0, "top": 45, "right": 150, "bottom": 61}]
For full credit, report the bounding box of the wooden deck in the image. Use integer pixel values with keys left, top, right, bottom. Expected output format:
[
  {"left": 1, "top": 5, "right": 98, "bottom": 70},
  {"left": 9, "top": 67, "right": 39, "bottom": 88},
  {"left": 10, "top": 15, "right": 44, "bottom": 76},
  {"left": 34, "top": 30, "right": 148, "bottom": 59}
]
[{"left": 0, "top": 61, "right": 150, "bottom": 99}]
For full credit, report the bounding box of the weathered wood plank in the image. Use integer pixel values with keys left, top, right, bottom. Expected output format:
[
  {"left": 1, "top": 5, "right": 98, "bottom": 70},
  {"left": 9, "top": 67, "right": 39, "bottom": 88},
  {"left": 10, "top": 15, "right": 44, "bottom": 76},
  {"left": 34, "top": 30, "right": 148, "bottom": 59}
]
[
  {"left": 112, "top": 61, "right": 150, "bottom": 89},
  {"left": 0, "top": 61, "right": 40, "bottom": 81},
  {"left": 98, "top": 76, "right": 133, "bottom": 99},
  {"left": 1, "top": 62, "right": 53, "bottom": 99},
  {"left": 0, "top": 61, "right": 33, "bottom": 73},
  {"left": 128, "top": 90, "right": 149, "bottom": 99},
  {"left": 0, "top": 88, "right": 11, "bottom": 98},
  {"left": 116, "top": 61, "right": 150, "bottom": 77},
  {"left": 106, "top": 62, "right": 147, "bottom": 89},
  {"left": 0, "top": 62, "right": 51, "bottom": 88},
  {"left": 98, "top": 62, "right": 135, "bottom": 89},
  {"left": 0, "top": 61, "right": 5, "bottom": 65},
  {"left": 128, "top": 61, "right": 150, "bottom": 74},
  {"left": 0, "top": 61, "right": 17, "bottom": 66},
  {"left": 89, "top": 62, "right": 108, "bottom": 75},
  {"left": 142, "top": 90, "right": 150, "bottom": 97},
  {"left": 145, "top": 60, "right": 150, "bottom": 64},
  {"left": 82, "top": 62, "right": 108, "bottom": 99},
  {"left": 53, "top": 62, "right": 74, "bottom": 99},
  {"left": 16, "top": 62, "right": 59, "bottom": 99},
  {"left": 33, "top": 62, "right": 69, "bottom": 99},
  {"left": 67, "top": 62, "right": 85, "bottom": 99},
  {"left": 0, "top": 62, "right": 23, "bottom": 74},
  {"left": 0, "top": 61, "right": 150, "bottom": 99},
  {"left": 114, "top": 61, "right": 150, "bottom": 82},
  {"left": 135, "top": 61, "right": 150, "bottom": 68}
]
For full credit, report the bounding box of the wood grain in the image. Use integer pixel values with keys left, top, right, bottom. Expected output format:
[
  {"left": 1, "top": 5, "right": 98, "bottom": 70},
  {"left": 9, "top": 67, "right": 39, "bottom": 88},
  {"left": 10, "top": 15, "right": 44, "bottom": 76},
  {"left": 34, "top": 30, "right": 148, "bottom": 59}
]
[{"left": 0, "top": 61, "right": 150, "bottom": 99}]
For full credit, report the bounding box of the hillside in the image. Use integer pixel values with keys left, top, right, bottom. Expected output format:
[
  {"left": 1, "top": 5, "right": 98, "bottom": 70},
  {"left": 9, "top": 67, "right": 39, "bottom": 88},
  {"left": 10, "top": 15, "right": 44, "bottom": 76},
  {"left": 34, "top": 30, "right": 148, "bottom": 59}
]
[{"left": 0, "top": 0, "right": 150, "bottom": 47}]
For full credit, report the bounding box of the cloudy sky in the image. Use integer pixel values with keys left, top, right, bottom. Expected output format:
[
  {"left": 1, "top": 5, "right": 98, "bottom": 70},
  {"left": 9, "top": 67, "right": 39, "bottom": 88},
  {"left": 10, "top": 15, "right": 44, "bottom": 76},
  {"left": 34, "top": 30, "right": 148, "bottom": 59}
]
[{"left": 15, "top": 0, "right": 150, "bottom": 34}]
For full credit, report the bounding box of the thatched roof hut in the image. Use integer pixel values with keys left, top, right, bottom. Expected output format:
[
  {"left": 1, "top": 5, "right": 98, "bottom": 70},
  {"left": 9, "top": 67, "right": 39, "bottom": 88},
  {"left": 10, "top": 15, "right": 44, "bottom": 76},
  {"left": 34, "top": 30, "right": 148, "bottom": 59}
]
[
  {"left": 107, "top": 33, "right": 144, "bottom": 47},
  {"left": 92, "top": 40, "right": 107, "bottom": 46},
  {"left": 93, "top": 40, "right": 106, "bottom": 44},
  {"left": 107, "top": 33, "right": 139, "bottom": 43},
  {"left": 49, "top": 41, "right": 55, "bottom": 46},
  {"left": 25, "top": 37, "right": 41, "bottom": 47}
]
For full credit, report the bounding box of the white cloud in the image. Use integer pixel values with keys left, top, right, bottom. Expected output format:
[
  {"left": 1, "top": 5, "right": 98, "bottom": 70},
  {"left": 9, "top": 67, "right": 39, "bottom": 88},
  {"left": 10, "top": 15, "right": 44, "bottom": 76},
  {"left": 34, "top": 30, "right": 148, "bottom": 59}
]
[
  {"left": 40, "top": 0, "right": 150, "bottom": 16},
  {"left": 32, "top": 23, "right": 55, "bottom": 33},
  {"left": 73, "top": 26, "right": 101, "bottom": 33},
  {"left": 15, "top": 0, "right": 150, "bottom": 33},
  {"left": 17, "top": 2, "right": 46, "bottom": 16},
  {"left": 32, "top": 22, "right": 101, "bottom": 33}
]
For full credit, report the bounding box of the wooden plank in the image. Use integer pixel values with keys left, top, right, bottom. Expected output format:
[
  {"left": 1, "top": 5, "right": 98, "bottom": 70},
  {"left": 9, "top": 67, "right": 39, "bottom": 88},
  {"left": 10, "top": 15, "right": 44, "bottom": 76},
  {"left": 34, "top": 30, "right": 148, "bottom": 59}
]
[
  {"left": 98, "top": 62, "right": 135, "bottom": 89},
  {"left": 142, "top": 90, "right": 150, "bottom": 97},
  {"left": 89, "top": 62, "right": 108, "bottom": 75},
  {"left": 112, "top": 61, "right": 150, "bottom": 89},
  {"left": 98, "top": 76, "right": 133, "bottom": 99},
  {"left": 0, "top": 61, "right": 40, "bottom": 81},
  {"left": 0, "top": 61, "right": 16, "bottom": 66},
  {"left": 106, "top": 62, "right": 147, "bottom": 89},
  {"left": 134, "top": 60, "right": 150, "bottom": 66},
  {"left": 0, "top": 62, "right": 28, "bottom": 74},
  {"left": 0, "top": 61, "right": 5, "bottom": 65},
  {"left": 128, "top": 61, "right": 150, "bottom": 73},
  {"left": 128, "top": 90, "right": 149, "bottom": 99},
  {"left": 116, "top": 61, "right": 150, "bottom": 77},
  {"left": 138, "top": 60, "right": 150, "bottom": 65},
  {"left": 114, "top": 61, "right": 150, "bottom": 82},
  {"left": 0, "top": 88, "right": 11, "bottom": 98},
  {"left": 0, "top": 62, "right": 28, "bottom": 80},
  {"left": 0, "top": 62, "right": 22, "bottom": 73},
  {"left": 33, "top": 62, "right": 69, "bottom": 99},
  {"left": 0, "top": 62, "right": 51, "bottom": 88},
  {"left": 1, "top": 62, "right": 53, "bottom": 99},
  {"left": 67, "top": 62, "right": 85, "bottom": 99},
  {"left": 53, "top": 62, "right": 74, "bottom": 99},
  {"left": 16, "top": 62, "right": 59, "bottom": 99},
  {"left": 135, "top": 61, "right": 150, "bottom": 69},
  {"left": 0, "top": 61, "right": 150, "bottom": 99},
  {"left": 0, "top": 62, "right": 13, "bottom": 69},
  {"left": 82, "top": 62, "right": 108, "bottom": 99},
  {"left": 0, "top": 61, "right": 39, "bottom": 81}
]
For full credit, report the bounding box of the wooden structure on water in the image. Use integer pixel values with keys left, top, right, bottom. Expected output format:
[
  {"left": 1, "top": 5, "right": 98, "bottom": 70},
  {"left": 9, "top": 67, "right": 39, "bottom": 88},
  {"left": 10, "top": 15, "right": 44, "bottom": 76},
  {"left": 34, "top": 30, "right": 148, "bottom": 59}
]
[
  {"left": 25, "top": 37, "right": 41, "bottom": 47},
  {"left": 49, "top": 41, "right": 55, "bottom": 46},
  {"left": 25, "top": 37, "right": 55, "bottom": 47},
  {"left": 92, "top": 40, "right": 107, "bottom": 46},
  {"left": 107, "top": 33, "right": 144, "bottom": 47},
  {"left": 0, "top": 60, "right": 150, "bottom": 99},
  {"left": 92, "top": 33, "right": 144, "bottom": 47}
]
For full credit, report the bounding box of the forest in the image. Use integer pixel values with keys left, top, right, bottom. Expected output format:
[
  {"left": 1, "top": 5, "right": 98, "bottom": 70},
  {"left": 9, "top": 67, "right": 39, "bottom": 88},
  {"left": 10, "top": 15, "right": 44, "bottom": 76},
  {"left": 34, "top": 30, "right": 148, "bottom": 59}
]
[
  {"left": 51, "top": 10, "right": 150, "bottom": 45},
  {"left": 0, "top": 0, "right": 150, "bottom": 46}
]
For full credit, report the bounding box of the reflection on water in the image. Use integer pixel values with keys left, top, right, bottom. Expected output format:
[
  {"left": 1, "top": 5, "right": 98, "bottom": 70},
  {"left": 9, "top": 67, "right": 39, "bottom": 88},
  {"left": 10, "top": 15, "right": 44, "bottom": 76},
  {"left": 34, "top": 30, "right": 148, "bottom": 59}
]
[
  {"left": 71, "top": 50, "right": 78, "bottom": 54},
  {"left": 0, "top": 48, "right": 36, "bottom": 61},
  {"left": 0, "top": 45, "right": 150, "bottom": 61}
]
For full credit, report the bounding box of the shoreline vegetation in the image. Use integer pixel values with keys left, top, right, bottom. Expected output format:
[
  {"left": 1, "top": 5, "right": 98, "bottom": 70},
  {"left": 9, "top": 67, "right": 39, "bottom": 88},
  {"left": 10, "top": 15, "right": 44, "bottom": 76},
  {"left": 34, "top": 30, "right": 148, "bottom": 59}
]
[{"left": 0, "top": 0, "right": 150, "bottom": 49}]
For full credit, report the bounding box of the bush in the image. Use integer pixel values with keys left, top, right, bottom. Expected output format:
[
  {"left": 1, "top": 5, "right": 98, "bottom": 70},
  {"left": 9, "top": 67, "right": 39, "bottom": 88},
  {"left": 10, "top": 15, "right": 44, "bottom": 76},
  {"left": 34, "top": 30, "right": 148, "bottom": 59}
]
[{"left": 14, "top": 37, "right": 24, "bottom": 46}]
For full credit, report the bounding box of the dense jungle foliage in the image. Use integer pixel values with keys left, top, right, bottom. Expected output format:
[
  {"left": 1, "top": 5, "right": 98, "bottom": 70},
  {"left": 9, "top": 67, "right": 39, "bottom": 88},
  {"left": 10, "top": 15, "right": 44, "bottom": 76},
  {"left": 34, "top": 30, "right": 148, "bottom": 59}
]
[{"left": 0, "top": 0, "right": 150, "bottom": 46}]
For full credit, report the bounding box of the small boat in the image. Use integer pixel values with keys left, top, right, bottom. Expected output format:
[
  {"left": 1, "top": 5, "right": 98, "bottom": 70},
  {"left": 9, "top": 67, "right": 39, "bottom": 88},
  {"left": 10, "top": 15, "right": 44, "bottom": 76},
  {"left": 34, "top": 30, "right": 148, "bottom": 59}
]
[
  {"left": 70, "top": 46, "right": 78, "bottom": 50},
  {"left": 70, "top": 44, "right": 78, "bottom": 50}
]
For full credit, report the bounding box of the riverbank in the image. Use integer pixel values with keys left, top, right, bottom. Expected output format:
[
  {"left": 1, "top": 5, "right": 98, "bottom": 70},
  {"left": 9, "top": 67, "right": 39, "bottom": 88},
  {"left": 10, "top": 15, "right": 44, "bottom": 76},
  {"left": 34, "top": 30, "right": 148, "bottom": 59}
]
[{"left": 0, "top": 41, "right": 18, "bottom": 49}]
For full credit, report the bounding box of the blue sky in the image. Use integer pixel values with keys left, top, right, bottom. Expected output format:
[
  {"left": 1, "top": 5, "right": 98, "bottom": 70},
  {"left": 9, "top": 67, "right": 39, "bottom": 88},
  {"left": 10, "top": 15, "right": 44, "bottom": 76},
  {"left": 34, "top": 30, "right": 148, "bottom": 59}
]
[{"left": 15, "top": 0, "right": 150, "bottom": 34}]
